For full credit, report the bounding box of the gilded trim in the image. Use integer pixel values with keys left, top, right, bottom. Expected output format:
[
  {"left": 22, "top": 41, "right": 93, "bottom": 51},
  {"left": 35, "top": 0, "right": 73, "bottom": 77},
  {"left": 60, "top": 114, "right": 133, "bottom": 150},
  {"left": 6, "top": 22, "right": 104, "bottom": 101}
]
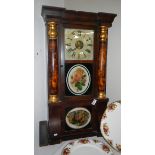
[
  {"left": 48, "top": 21, "right": 57, "bottom": 39},
  {"left": 100, "top": 26, "right": 108, "bottom": 42}
]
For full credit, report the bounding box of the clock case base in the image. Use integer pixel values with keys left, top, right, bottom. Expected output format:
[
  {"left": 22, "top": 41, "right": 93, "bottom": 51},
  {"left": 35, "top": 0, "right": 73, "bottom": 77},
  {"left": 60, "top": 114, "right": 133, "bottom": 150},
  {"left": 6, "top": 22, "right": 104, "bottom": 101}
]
[{"left": 39, "top": 98, "right": 108, "bottom": 146}]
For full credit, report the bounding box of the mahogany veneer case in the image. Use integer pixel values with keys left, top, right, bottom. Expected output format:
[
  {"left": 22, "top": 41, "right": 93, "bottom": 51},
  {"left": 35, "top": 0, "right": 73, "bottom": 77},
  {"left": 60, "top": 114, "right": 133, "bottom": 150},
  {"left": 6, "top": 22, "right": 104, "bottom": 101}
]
[{"left": 39, "top": 6, "right": 116, "bottom": 146}]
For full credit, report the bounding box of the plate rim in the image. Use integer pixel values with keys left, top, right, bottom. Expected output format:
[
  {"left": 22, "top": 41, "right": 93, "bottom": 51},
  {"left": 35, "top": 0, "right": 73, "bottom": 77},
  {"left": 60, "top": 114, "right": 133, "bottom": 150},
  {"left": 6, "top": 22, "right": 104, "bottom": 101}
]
[
  {"left": 100, "top": 101, "right": 121, "bottom": 152},
  {"left": 61, "top": 138, "right": 114, "bottom": 155}
]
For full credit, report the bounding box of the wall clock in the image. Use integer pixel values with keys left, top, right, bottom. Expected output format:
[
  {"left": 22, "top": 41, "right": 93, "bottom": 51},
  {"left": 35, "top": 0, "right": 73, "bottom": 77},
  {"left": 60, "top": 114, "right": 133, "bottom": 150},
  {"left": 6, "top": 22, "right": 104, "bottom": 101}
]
[
  {"left": 65, "top": 29, "right": 94, "bottom": 60},
  {"left": 40, "top": 6, "right": 116, "bottom": 146}
]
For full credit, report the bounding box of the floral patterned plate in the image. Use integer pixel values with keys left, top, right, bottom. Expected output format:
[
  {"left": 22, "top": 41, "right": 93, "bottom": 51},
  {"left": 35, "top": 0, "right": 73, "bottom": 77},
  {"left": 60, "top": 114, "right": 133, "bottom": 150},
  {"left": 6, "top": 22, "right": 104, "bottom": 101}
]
[
  {"left": 66, "top": 64, "right": 91, "bottom": 95},
  {"left": 66, "top": 107, "right": 91, "bottom": 129},
  {"left": 100, "top": 101, "right": 121, "bottom": 152},
  {"left": 62, "top": 138, "right": 114, "bottom": 155}
]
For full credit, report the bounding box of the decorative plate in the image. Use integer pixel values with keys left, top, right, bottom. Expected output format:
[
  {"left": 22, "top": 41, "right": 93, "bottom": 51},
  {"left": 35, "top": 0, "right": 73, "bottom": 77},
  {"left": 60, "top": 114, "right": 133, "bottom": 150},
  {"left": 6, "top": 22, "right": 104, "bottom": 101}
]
[
  {"left": 66, "top": 107, "right": 91, "bottom": 129},
  {"left": 62, "top": 138, "right": 114, "bottom": 155},
  {"left": 65, "top": 28, "right": 94, "bottom": 60},
  {"left": 66, "top": 64, "right": 91, "bottom": 95},
  {"left": 100, "top": 101, "right": 121, "bottom": 152}
]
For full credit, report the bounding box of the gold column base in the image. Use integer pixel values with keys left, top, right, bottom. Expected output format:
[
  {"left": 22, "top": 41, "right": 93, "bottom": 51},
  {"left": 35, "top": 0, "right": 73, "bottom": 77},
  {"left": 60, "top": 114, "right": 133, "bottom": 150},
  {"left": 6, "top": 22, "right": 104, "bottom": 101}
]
[
  {"left": 49, "top": 95, "right": 58, "bottom": 103},
  {"left": 98, "top": 91, "right": 106, "bottom": 99}
]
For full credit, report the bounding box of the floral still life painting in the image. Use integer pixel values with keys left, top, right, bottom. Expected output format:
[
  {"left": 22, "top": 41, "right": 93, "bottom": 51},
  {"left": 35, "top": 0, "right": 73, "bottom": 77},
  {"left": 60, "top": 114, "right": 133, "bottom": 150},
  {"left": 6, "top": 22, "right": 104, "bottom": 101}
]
[{"left": 66, "top": 64, "right": 91, "bottom": 95}]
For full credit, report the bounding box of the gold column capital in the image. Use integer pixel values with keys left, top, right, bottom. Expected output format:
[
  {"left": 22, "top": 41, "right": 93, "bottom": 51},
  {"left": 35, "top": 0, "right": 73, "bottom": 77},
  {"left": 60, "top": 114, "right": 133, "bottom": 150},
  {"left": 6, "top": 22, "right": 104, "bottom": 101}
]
[
  {"left": 100, "top": 26, "right": 108, "bottom": 42},
  {"left": 48, "top": 21, "right": 57, "bottom": 39}
]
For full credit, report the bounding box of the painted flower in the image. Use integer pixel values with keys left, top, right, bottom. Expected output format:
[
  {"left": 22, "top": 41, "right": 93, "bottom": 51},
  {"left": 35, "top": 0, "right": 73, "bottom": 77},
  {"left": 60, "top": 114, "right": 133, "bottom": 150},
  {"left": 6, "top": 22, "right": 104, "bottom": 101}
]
[
  {"left": 102, "top": 113, "right": 107, "bottom": 119},
  {"left": 102, "top": 144, "right": 110, "bottom": 153},
  {"left": 116, "top": 144, "right": 121, "bottom": 152},
  {"left": 63, "top": 148, "right": 70, "bottom": 155},
  {"left": 79, "top": 138, "right": 90, "bottom": 144},
  {"left": 107, "top": 103, "right": 117, "bottom": 111},
  {"left": 103, "top": 123, "right": 109, "bottom": 136},
  {"left": 70, "top": 68, "right": 86, "bottom": 91},
  {"left": 67, "top": 110, "right": 89, "bottom": 127},
  {"left": 93, "top": 139, "right": 100, "bottom": 143}
]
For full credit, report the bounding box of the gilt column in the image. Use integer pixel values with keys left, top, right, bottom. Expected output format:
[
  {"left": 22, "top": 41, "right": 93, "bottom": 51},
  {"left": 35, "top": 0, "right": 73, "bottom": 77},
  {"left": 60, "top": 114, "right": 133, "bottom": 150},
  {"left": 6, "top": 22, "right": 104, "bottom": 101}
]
[
  {"left": 98, "top": 26, "right": 108, "bottom": 99},
  {"left": 48, "top": 21, "right": 58, "bottom": 103}
]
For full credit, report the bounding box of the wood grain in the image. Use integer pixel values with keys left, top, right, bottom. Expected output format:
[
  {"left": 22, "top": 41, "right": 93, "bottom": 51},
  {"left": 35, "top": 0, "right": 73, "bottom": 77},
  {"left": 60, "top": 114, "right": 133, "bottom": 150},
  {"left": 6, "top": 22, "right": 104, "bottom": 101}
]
[{"left": 48, "top": 39, "right": 58, "bottom": 95}]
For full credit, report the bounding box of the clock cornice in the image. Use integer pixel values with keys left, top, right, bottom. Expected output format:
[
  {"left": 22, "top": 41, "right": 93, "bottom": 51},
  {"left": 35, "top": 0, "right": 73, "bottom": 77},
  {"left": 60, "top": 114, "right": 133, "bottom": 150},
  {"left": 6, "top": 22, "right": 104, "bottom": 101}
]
[{"left": 41, "top": 6, "right": 117, "bottom": 27}]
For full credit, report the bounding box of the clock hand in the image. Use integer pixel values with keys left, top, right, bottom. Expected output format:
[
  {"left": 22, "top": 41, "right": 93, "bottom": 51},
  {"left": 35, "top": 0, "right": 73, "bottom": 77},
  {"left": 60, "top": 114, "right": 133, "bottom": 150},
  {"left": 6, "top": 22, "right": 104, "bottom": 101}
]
[
  {"left": 72, "top": 52, "right": 76, "bottom": 58},
  {"left": 66, "top": 37, "right": 72, "bottom": 41},
  {"left": 65, "top": 43, "right": 71, "bottom": 46},
  {"left": 67, "top": 48, "right": 76, "bottom": 53},
  {"left": 85, "top": 49, "right": 91, "bottom": 53}
]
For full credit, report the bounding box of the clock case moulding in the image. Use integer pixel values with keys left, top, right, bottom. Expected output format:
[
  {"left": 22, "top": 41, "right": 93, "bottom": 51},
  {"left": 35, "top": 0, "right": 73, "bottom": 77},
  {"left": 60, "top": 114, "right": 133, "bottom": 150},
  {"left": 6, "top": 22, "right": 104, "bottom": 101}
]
[{"left": 39, "top": 6, "right": 117, "bottom": 146}]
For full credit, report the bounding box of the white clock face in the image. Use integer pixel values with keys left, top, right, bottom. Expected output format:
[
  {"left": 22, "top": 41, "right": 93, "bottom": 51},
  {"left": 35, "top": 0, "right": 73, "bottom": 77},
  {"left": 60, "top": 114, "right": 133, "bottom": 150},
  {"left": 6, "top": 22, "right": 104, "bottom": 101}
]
[{"left": 65, "top": 29, "right": 94, "bottom": 60}]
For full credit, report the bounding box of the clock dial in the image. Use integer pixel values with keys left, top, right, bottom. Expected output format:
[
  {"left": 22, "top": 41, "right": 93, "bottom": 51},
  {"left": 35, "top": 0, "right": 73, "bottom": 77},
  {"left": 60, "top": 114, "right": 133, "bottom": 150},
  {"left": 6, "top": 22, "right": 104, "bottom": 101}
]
[{"left": 65, "top": 29, "right": 94, "bottom": 60}]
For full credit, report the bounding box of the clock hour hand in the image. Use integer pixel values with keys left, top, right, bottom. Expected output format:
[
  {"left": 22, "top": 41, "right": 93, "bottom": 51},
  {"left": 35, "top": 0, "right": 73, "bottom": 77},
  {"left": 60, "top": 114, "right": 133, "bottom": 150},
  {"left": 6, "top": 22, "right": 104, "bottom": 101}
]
[
  {"left": 65, "top": 43, "right": 71, "bottom": 46},
  {"left": 67, "top": 48, "right": 76, "bottom": 53}
]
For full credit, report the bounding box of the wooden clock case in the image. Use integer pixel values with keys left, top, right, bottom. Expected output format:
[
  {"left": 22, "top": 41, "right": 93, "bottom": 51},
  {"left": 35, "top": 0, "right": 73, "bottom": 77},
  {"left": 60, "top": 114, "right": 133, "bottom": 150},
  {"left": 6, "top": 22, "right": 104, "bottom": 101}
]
[{"left": 40, "top": 6, "right": 116, "bottom": 146}]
